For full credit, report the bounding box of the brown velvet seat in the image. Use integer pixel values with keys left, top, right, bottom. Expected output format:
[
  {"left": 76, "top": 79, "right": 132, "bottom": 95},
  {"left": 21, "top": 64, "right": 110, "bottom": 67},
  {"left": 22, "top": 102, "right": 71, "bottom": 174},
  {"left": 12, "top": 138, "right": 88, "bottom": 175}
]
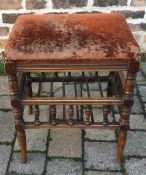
[{"left": 5, "top": 13, "right": 140, "bottom": 62}]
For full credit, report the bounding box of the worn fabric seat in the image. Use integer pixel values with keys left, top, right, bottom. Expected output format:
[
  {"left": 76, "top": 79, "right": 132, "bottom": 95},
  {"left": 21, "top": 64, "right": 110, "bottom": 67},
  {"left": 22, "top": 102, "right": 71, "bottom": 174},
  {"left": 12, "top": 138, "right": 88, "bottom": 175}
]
[{"left": 5, "top": 13, "right": 140, "bottom": 62}]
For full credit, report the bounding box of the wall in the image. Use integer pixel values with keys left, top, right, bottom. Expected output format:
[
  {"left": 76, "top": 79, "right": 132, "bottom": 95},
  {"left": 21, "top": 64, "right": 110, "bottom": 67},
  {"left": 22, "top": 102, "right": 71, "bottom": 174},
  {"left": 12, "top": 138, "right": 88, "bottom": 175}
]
[{"left": 0, "top": 0, "right": 146, "bottom": 58}]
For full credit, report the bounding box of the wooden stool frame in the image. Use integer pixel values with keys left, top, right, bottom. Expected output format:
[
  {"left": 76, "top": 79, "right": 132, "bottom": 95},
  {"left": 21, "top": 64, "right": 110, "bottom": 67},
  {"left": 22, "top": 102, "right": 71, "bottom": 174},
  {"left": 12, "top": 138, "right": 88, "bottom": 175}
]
[{"left": 4, "top": 59, "right": 139, "bottom": 165}]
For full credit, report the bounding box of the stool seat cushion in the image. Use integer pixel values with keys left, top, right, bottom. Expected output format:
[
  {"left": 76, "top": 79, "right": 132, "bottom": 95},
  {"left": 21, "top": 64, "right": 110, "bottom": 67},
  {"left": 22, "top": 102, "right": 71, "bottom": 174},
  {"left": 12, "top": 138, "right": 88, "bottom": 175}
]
[{"left": 5, "top": 13, "right": 140, "bottom": 62}]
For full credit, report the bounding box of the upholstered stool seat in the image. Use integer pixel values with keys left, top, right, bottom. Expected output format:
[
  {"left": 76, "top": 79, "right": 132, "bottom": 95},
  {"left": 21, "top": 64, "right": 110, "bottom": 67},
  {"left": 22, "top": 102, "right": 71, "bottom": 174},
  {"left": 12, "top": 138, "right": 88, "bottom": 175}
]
[
  {"left": 4, "top": 13, "right": 140, "bottom": 165},
  {"left": 5, "top": 13, "right": 139, "bottom": 62}
]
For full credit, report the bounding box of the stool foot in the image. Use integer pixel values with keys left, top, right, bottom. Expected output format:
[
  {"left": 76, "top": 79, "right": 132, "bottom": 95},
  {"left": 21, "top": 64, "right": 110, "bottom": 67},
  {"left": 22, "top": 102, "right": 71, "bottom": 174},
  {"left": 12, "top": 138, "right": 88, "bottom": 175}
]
[
  {"left": 117, "top": 131, "right": 127, "bottom": 165},
  {"left": 17, "top": 130, "right": 27, "bottom": 164}
]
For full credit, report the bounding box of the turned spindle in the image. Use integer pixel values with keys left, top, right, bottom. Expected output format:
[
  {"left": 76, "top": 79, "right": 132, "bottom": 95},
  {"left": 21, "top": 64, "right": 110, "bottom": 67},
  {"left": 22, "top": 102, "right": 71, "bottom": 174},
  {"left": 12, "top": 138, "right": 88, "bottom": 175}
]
[
  {"left": 85, "top": 105, "right": 91, "bottom": 125},
  {"left": 50, "top": 105, "right": 57, "bottom": 125},
  {"left": 103, "top": 106, "right": 109, "bottom": 125},
  {"left": 34, "top": 105, "right": 40, "bottom": 125},
  {"left": 68, "top": 105, "right": 74, "bottom": 125}
]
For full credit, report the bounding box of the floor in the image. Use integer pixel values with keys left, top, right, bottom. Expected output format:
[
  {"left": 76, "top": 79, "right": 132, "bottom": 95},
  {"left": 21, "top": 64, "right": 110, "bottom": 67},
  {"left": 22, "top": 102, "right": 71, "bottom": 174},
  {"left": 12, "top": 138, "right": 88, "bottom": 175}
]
[{"left": 0, "top": 61, "right": 146, "bottom": 175}]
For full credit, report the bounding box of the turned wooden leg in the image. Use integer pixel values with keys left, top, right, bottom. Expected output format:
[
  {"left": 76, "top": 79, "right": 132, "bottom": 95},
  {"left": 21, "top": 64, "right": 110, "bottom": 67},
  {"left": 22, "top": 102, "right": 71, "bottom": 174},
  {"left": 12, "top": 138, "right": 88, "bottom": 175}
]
[
  {"left": 117, "top": 106, "right": 130, "bottom": 164},
  {"left": 26, "top": 73, "right": 33, "bottom": 115},
  {"left": 7, "top": 71, "right": 27, "bottom": 163},
  {"left": 103, "top": 72, "right": 114, "bottom": 125},
  {"left": 117, "top": 60, "right": 139, "bottom": 165},
  {"left": 117, "top": 107, "right": 130, "bottom": 165}
]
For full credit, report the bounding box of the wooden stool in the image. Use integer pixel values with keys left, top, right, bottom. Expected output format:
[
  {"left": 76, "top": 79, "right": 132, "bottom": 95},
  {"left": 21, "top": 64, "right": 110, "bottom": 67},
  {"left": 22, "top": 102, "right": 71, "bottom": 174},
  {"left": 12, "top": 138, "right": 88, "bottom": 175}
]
[{"left": 4, "top": 13, "right": 140, "bottom": 164}]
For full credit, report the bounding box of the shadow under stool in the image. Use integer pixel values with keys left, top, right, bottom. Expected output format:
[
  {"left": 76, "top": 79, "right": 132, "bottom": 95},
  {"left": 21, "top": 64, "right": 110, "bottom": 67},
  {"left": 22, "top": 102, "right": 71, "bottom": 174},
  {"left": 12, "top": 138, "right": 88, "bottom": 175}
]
[{"left": 4, "top": 13, "right": 140, "bottom": 165}]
